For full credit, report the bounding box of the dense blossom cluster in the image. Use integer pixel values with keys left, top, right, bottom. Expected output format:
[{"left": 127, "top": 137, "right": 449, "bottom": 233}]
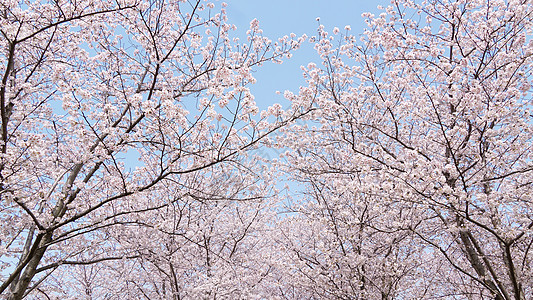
[
  {"left": 0, "top": 0, "right": 303, "bottom": 298},
  {"left": 276, "top": 0, "right": 533, "bottom": 298},
  {"left": 0, "top": 0, "right": 531, "bottom": 299}
]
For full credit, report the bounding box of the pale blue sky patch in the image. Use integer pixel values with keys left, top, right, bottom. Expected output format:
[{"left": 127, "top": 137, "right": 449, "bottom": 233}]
[{"left": 224, "top": 0, "right": 389, "bottom": 109}]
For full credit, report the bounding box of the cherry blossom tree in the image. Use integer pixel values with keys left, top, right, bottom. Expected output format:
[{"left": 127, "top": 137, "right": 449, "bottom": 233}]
[
  {"left": 37, "top": 168, "right": 283, "bottom": 299},
  {"left": 277, "top": 0, "right": 533, "bottom": 298},
  {"left": 0, "top": 0, "right": 305, "bottom": 298}
]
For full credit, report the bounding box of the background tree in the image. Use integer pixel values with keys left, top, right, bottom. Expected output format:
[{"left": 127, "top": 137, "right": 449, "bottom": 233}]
[
  {"left": 0, "top": 0, "right": 305, "bottom": 298},
  {"left": 277, "top": 0, "right": 533, "bottom": 298}
]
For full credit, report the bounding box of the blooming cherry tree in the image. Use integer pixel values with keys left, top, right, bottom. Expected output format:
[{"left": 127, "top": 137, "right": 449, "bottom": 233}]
[
  {"left": 2, "top": 0, "right": 532, "bottom": 298},
  {"left": 0, "top": 0, "right": 304, "bottom": 298},
  {"left": 277, "top": 0, "right": 533, "bottom": 298}
]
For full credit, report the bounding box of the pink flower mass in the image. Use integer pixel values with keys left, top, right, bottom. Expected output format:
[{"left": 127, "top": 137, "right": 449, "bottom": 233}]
[{"left": 0, "top": 0, "right": 532, "bottom": 299}]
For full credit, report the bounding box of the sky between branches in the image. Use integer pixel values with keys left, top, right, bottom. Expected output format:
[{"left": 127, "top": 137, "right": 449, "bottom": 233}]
[{"left": 225, "top": 0, "right": 389, "bottom": 110}]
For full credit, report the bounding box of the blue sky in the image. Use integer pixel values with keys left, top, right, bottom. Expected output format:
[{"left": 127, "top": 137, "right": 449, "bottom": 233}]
[{"left": 224, "top": 0, "right": 389, "bottom": 109}]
